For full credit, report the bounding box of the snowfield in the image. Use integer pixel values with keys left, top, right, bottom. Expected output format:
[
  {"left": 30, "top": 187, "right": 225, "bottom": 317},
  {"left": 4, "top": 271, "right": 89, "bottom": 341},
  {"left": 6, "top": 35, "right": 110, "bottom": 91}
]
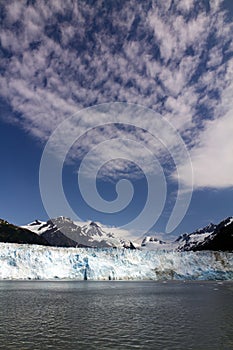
[{"left": 0, "top": 243, "right": 233, "bottom": 280}]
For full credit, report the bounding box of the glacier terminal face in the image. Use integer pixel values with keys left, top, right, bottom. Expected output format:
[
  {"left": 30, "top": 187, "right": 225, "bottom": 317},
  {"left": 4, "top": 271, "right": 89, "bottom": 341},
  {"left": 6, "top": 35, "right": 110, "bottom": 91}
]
[{"left": 0, "top": 243, "right": 233, "bottom": 280}]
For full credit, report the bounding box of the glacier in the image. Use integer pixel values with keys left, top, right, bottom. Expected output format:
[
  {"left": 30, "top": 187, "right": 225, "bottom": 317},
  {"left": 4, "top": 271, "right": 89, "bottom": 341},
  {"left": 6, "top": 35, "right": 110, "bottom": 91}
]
[{"left": 0, "top": 243, "right": 233, "bottom": 280}]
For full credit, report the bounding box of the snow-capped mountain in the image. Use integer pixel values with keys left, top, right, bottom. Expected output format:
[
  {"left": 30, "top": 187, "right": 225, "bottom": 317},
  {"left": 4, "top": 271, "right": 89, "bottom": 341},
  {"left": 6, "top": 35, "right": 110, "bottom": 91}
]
[
  {"left": 10, "top": 215, "right": 233, "bottom": 252},
  {"left": 176, "top": 217, "right": 233, "bottom": 252},
  {"left": 141, "top": 236, "right": 166, "bottom": 246},
  {"left": 140, "top": 235, "right": 169, "bottom": 250},
  {"left": 138, "top": 217, "right": 233, "bottom": 252},
  {"left": 23, "top": 217, "right": 84, "bottom": 248},
  {"left": 175, "top": 222, "right": 217, "bottom": 251},
  {"left": 23, "top": 217, "right": 133, "bottom": 248}
]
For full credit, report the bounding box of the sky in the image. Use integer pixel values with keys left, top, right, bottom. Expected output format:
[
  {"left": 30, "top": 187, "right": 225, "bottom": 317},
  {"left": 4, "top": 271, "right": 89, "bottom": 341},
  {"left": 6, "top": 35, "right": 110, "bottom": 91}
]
[{"left": 0, "top": 0, "right": 233, "bottom": 240}]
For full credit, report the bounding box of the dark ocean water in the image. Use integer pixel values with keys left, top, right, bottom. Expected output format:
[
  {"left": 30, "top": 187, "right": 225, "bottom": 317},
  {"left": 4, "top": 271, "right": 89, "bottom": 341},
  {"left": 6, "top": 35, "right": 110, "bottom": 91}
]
[{"left": 0, "top": 281, "right": 232, "bottom": 350}]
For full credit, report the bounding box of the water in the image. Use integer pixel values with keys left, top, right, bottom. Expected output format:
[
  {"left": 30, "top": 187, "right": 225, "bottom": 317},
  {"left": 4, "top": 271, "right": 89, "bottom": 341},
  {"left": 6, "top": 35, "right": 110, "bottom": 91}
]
[{"left": 0, "top": 281, "right": 232, "bottom": 350}]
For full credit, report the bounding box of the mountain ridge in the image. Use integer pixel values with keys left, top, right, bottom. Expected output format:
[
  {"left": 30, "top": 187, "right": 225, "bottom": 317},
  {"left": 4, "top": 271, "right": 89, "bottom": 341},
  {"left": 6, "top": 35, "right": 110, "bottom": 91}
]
[
  {"left": 22, "top": 215, "right": 233, "bottom": 251},
  {"left": 22, "top": 217, "right": 134, "bottom": 249},
  {"left": 0, "top": 216, "right": 232, "bottom": 251}
]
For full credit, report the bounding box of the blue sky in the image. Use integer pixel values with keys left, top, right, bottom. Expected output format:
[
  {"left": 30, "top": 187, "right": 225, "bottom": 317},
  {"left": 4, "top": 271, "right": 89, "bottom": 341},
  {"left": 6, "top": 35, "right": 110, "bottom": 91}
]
[{"left": 0, "top": 0, "right": 232, "bottom": 240}]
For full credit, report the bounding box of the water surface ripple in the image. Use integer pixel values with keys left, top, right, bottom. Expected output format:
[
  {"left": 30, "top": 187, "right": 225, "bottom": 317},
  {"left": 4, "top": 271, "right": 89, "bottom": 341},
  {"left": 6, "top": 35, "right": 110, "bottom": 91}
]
[{"left": 0, "top": 281, "right": 232, "bottom": 350}]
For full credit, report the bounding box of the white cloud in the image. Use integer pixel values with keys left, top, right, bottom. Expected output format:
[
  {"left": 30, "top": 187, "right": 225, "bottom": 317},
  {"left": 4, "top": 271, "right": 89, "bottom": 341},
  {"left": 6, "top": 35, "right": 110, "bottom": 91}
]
[
  {"left": 178, "top": 111, "right": 233, "bottom": 188},
  {"left": 207, "top": 46, "right": 223, "bottom": 68},
  {"left": 0, "top": 0, "right": 232, "bottom": 189},
  {"left": 176, "top": 0, "right": 194, "bottom": 13}
]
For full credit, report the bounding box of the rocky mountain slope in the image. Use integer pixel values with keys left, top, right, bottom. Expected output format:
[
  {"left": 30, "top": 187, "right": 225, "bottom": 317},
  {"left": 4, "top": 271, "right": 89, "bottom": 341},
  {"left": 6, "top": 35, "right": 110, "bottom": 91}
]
[
  {"left": 0, "top": 219, "right": 50, "bottom": 246},
  {"left": 23, "top": 217, "right": 132, "bottom": 248},
  {"left": 181, "top": 217, "right": 233, "bottom": 252},
  {"left": 1, "top": 216, "right": 232, "bottom": 251},
  {"left": 137, "top": 217, "right": 233, "bottom": 252}
]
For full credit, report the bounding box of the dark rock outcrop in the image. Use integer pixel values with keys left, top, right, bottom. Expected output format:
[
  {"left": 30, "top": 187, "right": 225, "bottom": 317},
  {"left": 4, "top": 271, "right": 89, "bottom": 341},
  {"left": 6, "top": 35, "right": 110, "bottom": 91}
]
[{"left": 0, "top": 219, "right": 50, "bottom": 246}]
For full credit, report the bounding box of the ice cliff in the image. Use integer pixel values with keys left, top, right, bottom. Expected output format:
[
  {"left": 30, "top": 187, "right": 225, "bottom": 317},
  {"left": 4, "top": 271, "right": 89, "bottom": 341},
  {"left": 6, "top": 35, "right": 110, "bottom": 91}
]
[{"left": 0, "top": 243, "right": 233, "bottom": 280}]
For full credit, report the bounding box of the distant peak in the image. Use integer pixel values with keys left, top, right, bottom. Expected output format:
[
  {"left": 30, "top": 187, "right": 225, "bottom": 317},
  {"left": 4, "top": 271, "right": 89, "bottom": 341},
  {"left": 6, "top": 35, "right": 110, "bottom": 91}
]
[
  {"left": 89, "top": 221, "right": 100, "bottom": 228},
  {"left": 57, "top": 216, "right": 71, "bottom": 221},
  {"left": 49, "top": 216, "right": 73, "bottom": 224},
  {"left": 29, "top": 219, "right": 42, "bottom": 226}
]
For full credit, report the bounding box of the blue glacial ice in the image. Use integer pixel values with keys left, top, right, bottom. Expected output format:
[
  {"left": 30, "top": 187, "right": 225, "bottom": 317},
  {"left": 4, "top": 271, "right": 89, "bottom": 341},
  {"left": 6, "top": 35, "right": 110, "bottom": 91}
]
[{"left": 0, "top": 243, "right": 233, "bottom": 280}]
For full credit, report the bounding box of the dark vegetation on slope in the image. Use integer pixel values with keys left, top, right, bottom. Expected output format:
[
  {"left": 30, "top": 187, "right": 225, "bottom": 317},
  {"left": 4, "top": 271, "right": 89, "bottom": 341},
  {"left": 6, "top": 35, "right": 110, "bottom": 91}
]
[{"left": 0, "top": 219, "right": 50, "bottom": 246}]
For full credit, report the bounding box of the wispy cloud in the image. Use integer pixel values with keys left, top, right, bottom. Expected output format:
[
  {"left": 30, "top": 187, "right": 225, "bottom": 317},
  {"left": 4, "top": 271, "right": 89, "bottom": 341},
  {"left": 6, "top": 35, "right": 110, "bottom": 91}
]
[
  {"left": 178, "top": 108, "right": 233, "bottom": 188},
  {"left": 0, "top": 0, "right": 232, "bottom": 188},
  {"left": 179, "top": 58, "right": 233, "bottom": 189}
]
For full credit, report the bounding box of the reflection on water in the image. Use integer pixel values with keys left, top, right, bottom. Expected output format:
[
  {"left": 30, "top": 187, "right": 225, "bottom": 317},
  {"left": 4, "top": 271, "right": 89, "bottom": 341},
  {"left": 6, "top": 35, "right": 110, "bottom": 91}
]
[{"left": 0, "top": 281, "right": 232, "bottom": 350}]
